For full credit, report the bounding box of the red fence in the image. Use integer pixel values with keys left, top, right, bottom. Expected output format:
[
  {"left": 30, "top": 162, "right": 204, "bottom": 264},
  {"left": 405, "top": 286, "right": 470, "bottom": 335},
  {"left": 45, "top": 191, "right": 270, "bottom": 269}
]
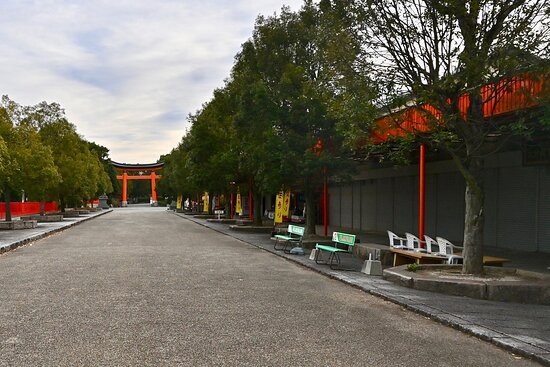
[{"left": 0, "top": 202, "right": 59, "bottom": 219}]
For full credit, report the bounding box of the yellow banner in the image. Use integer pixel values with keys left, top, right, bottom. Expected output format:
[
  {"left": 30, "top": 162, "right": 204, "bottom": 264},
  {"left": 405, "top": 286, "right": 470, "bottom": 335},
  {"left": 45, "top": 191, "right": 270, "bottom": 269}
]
[
  {"left": 274, "top": 191, "right": 284, "bottom": 223},
  {"left": 203, "top": 192, "right": 209, "bottom": 213},
  {"left": 176, "top": 194, "right": 182, "bottom": 209},
  {"left": 235, "top": 193, "right": 242, "bottom": 215},
  {"left": 282, "top": 191, "right": 291, "bottom": 217}
]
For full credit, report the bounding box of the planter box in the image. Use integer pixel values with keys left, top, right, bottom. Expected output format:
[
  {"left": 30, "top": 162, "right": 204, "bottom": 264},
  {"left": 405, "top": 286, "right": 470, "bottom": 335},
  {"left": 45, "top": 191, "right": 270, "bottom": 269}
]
[{"left": 0, "top": 220, "right": 38, "bottom": 230}]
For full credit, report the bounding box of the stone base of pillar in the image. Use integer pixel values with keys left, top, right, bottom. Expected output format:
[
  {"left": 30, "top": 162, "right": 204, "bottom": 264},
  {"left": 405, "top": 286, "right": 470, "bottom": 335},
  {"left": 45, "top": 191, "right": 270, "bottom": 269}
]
[
  {"left": 150, "top": 201, "right": 158, "bottom": 207},
  {"left": 121, "top": 201, "right": 128, "bottom": 207}
]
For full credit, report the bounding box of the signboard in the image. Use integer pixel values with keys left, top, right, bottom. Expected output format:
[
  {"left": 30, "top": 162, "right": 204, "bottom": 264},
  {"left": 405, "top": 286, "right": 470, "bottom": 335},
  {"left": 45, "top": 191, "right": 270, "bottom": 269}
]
[
  {"left": 275, "top": 191, "right": 291, "bottom": 223},
  {"left": 274, "top": 192, "right": 284, "bottom": 223},
  {"left": 235, "top": 193, "right": 242, "bottom": 215},
  {"left": 203, "top": 192, "right": 209, "bottom": 213},
  {"left": 176, "top": 194, "right": 182, "bottom": 210}
]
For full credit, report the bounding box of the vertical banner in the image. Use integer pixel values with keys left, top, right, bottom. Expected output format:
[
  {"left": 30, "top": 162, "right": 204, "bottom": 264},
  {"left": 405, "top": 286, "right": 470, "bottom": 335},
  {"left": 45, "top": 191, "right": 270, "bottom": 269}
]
[
  {"left": 274, "top": 191, "right": 284, "bottom": 223},
  {"left": 235, "top": 193, "right": 242, "bottom": 215},
  {"left": 176, "top": 194, "right": 182, "bottom": 210},
  {"left": 203, "top": 192, "right": 209, "bottom": 213},
  {"left": 282, "top": 191, "right": 291, "bottom": 218}
]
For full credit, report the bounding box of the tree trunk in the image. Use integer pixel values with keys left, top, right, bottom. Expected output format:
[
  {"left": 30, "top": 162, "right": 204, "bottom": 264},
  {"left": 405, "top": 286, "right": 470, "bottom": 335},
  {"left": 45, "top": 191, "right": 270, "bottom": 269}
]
[
  {"left": 4, "top": 186, "right": 11, "bottom": 222},
  {"left": 305, "top": 189, "right": 317, "bottom": 236},
  {"left": 462, "top": 156, "right": 485, "bottom": 274},
  {"left": 253, "top": 190, "right": 262, "bottom": 226},
  {"left": 40, "top": 199, "right": 45, "bottom": 216}
]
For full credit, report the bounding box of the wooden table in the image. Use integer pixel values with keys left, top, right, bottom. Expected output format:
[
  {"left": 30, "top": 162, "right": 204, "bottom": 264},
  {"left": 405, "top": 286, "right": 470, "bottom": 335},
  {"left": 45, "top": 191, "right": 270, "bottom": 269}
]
[{"left": 390, "top": 248, "right": 511, "bottom": 267}]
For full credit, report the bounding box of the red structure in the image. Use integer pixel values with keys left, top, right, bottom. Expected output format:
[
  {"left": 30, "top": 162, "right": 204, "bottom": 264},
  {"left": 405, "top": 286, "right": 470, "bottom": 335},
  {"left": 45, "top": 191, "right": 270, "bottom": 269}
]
[
  {"left": 371, "top": 74, "right": 546, "bottom": 239},
  {"left": 0, "top": 202, "right": 58, "bottom": 219},
  {"left": 111, "top": 161, "right": 163, "bottom": 206}
]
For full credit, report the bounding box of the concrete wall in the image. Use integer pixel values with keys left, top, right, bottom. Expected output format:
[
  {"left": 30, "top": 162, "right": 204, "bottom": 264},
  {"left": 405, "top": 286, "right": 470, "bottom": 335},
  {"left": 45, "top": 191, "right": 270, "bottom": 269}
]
[{"left": 329, "top": 150, "right": 550, "bottom": 253}]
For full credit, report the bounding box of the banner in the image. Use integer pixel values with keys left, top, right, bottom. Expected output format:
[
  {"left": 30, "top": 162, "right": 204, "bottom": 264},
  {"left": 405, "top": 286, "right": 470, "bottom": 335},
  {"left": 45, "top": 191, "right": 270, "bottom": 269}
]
[
  {"left": 274, "top": 191, "right": 284, "bottom": 223},
  {"left": 235, "top": 193, "right": 242, "bottom": 215},
  {"left": 282, "top": 191, "right": 291, "bottom": 218},
  {"left": 176, "top": 194, "right": 182, "bottom": 210},
  {"left": 203, "top": 192, "right": 209, "bottom": 213}
]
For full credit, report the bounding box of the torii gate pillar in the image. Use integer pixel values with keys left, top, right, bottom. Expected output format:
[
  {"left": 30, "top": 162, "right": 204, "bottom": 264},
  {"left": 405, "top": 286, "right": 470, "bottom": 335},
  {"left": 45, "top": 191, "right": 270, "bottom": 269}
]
[{"left": 122, "top": 172, "right": 128, "bottom": 207}]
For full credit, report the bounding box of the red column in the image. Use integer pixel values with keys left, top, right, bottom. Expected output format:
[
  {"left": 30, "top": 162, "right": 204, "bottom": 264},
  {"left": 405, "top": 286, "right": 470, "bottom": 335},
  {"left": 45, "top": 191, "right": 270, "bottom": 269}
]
[
  {"left": 419, "top": 144, "right": 426, "bottom": 244},
  {"left": 151, "top": 172, "right": 157, "bottom": 205},
  {"left": 249, "top": 190, "right": 253, "bottom": 220},
  {"left": 122, "top": 171, "right": 128, "bottom": 207}
]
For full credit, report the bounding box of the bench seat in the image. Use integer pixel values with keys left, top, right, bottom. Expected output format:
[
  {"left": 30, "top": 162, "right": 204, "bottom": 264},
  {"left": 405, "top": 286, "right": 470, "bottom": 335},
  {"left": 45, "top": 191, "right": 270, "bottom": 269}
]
[
  {"left": 274, "top": 234, "right": 298, "bottom": 242},
  {"left": 315, "top": 244, "right": 348, "bottom": 253}
]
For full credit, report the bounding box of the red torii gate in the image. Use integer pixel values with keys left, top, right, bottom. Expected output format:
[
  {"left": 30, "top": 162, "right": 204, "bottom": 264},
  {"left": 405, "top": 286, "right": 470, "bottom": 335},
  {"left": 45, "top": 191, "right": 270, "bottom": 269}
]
[{"left": 111, "top": 161, "right": 163, "bottom": 207}]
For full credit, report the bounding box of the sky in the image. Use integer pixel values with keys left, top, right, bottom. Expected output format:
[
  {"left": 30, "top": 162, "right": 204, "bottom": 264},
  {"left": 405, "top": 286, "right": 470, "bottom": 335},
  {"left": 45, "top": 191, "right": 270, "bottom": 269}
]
[{"left": 0, "top": 0, "right": 304, "bottom": 163}]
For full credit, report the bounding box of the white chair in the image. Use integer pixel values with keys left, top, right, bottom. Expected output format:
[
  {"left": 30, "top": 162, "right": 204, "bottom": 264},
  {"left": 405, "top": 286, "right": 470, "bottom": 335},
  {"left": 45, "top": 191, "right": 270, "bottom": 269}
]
[
  {"left": 387, "top": 230, "right": 407, "bottom": 249},
  {"left": 423, "top": 235, "right": 439, "bottom": 254},
  {"left": 436, "top": 236, "right": 464, "bottom": 264},
  {"left": 405, "top": 232, "right": 427, "bottom": 252}
]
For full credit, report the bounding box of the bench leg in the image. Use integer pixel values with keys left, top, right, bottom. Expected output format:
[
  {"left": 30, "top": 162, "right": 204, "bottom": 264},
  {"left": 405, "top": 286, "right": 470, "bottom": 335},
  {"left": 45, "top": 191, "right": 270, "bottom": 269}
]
[
  {"left": 329, "top": 252, "right": 341, "bottom": 270},
  {"left": 314, "top": 249, "right": 327, "bottom": 265},
  {"left": 274, "top": 239, "right": 285, "bottom": 251}
]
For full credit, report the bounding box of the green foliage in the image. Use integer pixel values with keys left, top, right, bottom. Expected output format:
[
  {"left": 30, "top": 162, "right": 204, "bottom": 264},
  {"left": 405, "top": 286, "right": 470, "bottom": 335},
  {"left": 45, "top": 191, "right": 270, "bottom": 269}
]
[
  {"left": 0, "top": 96, "right": 115, "bottom": 211},
  {"left": 406, "top": 263, "right": 419, "bottom": 272}
]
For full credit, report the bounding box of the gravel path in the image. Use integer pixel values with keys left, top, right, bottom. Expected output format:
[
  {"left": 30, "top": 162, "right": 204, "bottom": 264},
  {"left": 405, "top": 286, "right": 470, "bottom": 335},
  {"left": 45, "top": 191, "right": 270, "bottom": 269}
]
[{"left": 0, "top": 207, "right": 539, "bottom": 366}]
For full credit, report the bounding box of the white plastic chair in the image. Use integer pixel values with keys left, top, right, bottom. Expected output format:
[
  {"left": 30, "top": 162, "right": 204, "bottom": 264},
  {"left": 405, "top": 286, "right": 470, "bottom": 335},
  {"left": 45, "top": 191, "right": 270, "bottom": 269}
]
[
  {"left": 405, "top": 232, "right": 427, "bottom": 252},
  {"left": 387, "top": 230, "right": 407, "bottom": 249},
  {"left": 436, "top": 236, "right": 464, "bottom": 264},
  {"left": 423, "top": 235, "right": 439, "bottom": 254}
]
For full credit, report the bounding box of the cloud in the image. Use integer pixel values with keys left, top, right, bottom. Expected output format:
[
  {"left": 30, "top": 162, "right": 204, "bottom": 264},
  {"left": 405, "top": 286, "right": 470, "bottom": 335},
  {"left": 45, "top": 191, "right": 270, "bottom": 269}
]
[{"left": 0, "top": 0, "right": 304, "bottom": 162}]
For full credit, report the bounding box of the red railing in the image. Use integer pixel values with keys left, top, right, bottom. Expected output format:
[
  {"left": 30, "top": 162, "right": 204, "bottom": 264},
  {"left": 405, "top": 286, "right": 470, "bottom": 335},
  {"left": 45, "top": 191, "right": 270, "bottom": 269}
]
[
  {"left": 372, "top": 75, "right": 546, "bottom": 142},
  {"left": 0, "top": 202, "right": 59, "bottom": 219}
]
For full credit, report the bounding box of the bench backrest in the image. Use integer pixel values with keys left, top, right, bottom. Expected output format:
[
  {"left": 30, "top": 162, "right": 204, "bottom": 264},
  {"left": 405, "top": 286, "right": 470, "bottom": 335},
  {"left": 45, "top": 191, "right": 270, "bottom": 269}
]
[
  {"left": 332, "top": 232, "right": 356, "bottom": 252},
  {"left": 287, "top": 225, "right": 305, "bottom": 236}
]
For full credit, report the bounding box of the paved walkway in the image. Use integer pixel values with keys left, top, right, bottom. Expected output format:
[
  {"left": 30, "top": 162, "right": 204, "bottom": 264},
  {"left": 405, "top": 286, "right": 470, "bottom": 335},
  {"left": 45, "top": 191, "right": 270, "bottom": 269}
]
[
  {"left": 0, "top": 207, "right": 540, "bottom": 366},
  {"left": 178, "top": 213, "right": 550, "bottom": 366},
  {"left": 0, "top": 209, "right": 112, "bottom": 251}
]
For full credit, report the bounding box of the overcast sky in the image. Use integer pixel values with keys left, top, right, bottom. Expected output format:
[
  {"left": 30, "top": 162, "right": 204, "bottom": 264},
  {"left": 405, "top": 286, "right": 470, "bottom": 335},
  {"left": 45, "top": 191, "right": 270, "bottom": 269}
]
[{"left": 0, "top": 0, "right": 304, "bottom": 163}]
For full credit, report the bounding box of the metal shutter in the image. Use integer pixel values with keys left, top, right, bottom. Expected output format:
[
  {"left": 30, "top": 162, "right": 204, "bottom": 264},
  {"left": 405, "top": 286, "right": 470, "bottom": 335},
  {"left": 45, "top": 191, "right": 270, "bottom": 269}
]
[
  {"left": 537, "top": 166, "right": 550, "bottom": 252},
  {"left": 496, "top": 166, "right": 537, "bottom": 251},
  {"left": 341, "top": 184, "right": 353, "bottom": 228},
  {"left": 376, "top": 178, "right": 394, "bottom": 232},
  {"left": 329, "top": 184, "right": 341, "bottom": 227},
  {"left": 352, "top": 182, "right": 361, "bottom": 229},
  {"left": 436, "top": 172, "right": 465, "bottom": 242},
  {"left": 393, "top": 175, "right": 414, "bottom": 233},
  {"left": 361, "top": 180, "right": 377, "bottom": 231}
]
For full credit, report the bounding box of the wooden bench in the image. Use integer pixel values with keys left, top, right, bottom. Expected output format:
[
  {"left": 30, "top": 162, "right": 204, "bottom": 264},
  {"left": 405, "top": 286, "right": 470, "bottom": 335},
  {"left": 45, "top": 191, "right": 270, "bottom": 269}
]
[
  {"left": 274, "top": 225, "right": 305, "bottom": 252},
  {"left": 314, "top": 232, "right": 356, "bottom": 269},
  {"left": 390, "top": 248, "right": 511, "bottom": 267}
]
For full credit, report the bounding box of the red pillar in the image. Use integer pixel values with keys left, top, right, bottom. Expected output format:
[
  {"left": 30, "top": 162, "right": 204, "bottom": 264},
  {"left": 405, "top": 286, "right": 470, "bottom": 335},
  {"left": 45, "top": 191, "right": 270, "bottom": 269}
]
[
  {"left": 122, "top": 171, "right": 128, "bottom": 207},
  {"left": 151, "top": 172, "right": 157, "bottom": 205},
  {"left": 323, "top": 176, "right": 328, "bottom": 236},
  {"left": 419, "top": 144, "right": 426, "bottom": 244},
  {"left": 249, "top": 190, "right": 253, "bottom": 220}
]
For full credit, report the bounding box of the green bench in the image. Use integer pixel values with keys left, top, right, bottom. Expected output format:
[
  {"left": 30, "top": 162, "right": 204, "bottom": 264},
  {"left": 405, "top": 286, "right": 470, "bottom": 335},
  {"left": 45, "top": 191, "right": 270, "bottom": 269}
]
[
  {"left": 274, "top": 224, "right": 305, "bottom": 252},
  {"left": 314, "top": 232, "right": 356, "bottom": 269}
]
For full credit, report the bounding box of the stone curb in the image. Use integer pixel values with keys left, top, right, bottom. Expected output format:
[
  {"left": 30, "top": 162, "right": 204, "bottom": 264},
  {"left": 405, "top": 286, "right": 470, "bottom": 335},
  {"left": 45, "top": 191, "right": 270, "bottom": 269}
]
[
  {"left": 174, "top": 212, "right": 550, "bottom": 366},
  {"left": 0, "top": 209, "right": 113, "bottom": 254}
]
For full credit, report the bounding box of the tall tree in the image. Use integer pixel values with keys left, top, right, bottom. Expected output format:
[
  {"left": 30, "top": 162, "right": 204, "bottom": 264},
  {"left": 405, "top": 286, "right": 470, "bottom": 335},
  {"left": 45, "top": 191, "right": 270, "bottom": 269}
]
[{"left": 352, "top": 0, "right": 550, "bottom": 273}]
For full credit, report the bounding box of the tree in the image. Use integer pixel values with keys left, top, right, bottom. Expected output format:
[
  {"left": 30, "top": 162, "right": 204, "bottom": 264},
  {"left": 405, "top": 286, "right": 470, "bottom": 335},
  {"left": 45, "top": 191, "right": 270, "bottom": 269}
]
[
  {"left": 0, "top": 98, "right": 60, "bottom": 219},
  {"left": 352, "top": 0, "right": 550, "bottom": 273},
  {"left": 229, "top": 3, "right": 367, "bottom": 233}
]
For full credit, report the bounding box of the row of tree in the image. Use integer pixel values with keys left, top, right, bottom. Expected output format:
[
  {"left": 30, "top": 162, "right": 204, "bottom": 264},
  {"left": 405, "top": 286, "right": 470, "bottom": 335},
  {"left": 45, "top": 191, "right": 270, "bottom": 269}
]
[
  {"left": 0, "top": 96, "right": 115, "bottom": 221},
  {"left": 159, "top": 0, "right": 550, "bottom": 274}
]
